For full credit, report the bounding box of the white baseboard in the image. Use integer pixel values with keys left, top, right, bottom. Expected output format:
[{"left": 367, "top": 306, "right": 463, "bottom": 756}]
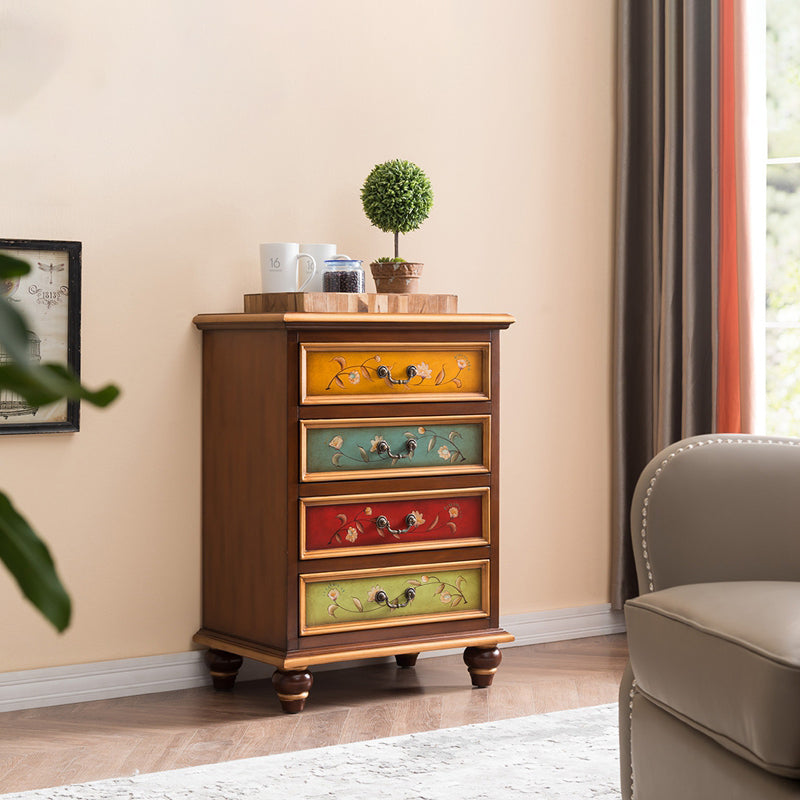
[
  {"left": 0, "top": 604, "right": 625, "bottom": 713},
  {"left": 0, "top": 651, "right": 209, "bottom": 713},
  {"left": 415, "top": 603, "right": 626, "bottom": 660},
  {"left": 502, "top": 603, "right": 626, "bottom": 647}
]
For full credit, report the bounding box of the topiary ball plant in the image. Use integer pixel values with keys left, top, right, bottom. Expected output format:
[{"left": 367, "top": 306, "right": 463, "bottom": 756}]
[{"left": 361, "top": 159, "right": 433, "bottom": 260}]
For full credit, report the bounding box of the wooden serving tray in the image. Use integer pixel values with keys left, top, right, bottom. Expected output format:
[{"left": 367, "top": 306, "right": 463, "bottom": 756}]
[{"left": 243, "top": 292, "right": 458, "bottom": 314}]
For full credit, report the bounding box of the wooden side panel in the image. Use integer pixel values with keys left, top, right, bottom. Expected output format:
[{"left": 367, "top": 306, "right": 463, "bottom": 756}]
[
  {"left": 488, "top": 329, "right": 502, "bottom": 628},
  {"left": 201, "top": 328, "right": 289, "bottom": 649}
]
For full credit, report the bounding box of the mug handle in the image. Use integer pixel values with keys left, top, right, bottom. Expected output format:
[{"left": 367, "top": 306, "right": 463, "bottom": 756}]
[{"left": 296, "top": 253, "right": 316, "bottom": 291}]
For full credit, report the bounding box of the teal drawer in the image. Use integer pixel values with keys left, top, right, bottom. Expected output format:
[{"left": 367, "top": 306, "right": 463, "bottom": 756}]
[{"left": 300, "top": 415, "right": 490, "bottom": 482}]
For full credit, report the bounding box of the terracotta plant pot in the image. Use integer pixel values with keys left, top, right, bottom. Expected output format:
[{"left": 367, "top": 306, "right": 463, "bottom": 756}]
[{"left": 369, "top": 262, "right": 424, "bottom": 294}]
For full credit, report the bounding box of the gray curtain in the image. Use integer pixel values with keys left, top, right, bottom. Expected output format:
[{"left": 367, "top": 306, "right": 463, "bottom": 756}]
[{"left": 612, "top": 0, "right": 719, "bottom": 608}]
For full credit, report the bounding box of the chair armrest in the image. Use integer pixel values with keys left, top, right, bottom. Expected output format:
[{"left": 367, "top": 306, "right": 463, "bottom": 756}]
[{"left": 630, "top": 435, "right": 800, "bottom": 593}]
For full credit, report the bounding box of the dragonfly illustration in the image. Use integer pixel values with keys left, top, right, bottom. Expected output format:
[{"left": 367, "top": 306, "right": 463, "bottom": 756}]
[{"left": 38, "top": 261, "right": 65, "bottom": 285}]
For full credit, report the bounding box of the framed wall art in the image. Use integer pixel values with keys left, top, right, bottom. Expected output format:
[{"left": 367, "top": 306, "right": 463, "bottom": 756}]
[{"left": 0, "top": 239, "right": 81, "bottom": 434}]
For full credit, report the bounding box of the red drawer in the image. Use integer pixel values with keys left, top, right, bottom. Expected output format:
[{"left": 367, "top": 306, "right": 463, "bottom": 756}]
[{"left": 299, "top": 488, "right": 489, "bottom": 559}]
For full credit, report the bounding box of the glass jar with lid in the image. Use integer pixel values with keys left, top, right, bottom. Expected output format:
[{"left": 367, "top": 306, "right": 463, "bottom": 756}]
[{"left": 321, "top": 257, "right": 365, "bottom": 293}]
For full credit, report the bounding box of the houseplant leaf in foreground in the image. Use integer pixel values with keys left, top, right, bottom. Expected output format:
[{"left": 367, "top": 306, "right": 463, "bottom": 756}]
[
  {"left": 0, "top": 277, "right": 35, "bottom": 364},
  {"left": 0, "top": 490, "right": 71, "bottom": 632},
  {"left": 0, "top": 362, "right": 119, "bottom": 408},
  {"left": 0, "top": 252, "right": 38, "bottom": 363},
  {"left": 0, "top": 252, "right": 32, "bottom": 278},
  {"left": 0, "top": 252, "right": 119, "bottom": 631}
]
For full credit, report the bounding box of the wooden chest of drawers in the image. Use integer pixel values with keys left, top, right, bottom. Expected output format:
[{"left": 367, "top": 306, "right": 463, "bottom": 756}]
[{"left": 193, "top": 311, "right": 514, "bottom": 712}]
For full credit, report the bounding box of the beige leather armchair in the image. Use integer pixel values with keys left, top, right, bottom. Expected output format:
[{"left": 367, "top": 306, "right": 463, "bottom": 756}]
[{"left": 620, "top": 434, "right": 800, "bottom": 799}]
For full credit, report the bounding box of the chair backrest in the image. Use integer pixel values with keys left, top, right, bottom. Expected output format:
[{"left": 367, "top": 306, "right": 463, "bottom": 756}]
[{"left": 630, "top": 434, "right": 800, "bottom": 593}]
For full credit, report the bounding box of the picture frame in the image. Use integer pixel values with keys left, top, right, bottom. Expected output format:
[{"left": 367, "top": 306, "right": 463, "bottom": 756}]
[{"left": 0, "top": 239, "right": 81, "bottom": 434}]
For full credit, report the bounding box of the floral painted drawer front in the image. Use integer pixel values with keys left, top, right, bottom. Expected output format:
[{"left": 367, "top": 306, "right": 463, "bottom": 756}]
[
  {"left": 300, "top": 488, "right": 489, "bottom": 559},
  {"left": 300, "top": 343, "right": 489, "bottom": 404},
  {"left": 300, "top": 416, "right": 489, "bottom": 482},
  {"left": 300, "top": 561, "right": 489, "bottom": 635}
]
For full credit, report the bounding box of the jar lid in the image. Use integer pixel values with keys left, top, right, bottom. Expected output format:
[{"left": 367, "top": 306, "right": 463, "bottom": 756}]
[{"left": 324, "top": 258, "right": 362, "bottom": 267}]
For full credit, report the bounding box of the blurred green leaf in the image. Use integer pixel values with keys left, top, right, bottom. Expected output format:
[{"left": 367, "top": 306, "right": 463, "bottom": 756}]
[
  {"left": 0, "top": 252, "right": 119, "bottom": 633},
  {"left": 0, "top": 490, "right": 71, "bottom": 632},
  {"left": 0, "top": 252, "right": 31, "bottom": 280},
  {"left": 0, "top": 296, "right": 36, "bottom": 365},
  {"left": 0, "top": 362, "right": 120, "bottom": 408}
]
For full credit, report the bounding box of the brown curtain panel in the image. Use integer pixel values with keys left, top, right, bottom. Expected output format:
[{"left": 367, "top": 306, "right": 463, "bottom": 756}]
[{"left": 612, "top": 0, "right": 719, "bottom": 607}]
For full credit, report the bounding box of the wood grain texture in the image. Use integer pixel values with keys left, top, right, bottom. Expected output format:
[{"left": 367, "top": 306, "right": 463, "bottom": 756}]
[
  {"left": 200, "top": 328, "right": 289, "bottom": 649},
  {"left": 0, "top": 635, "right": 627, "bottom": 794},
  {"left": 243, "top": 293, "right": 459, "bottom": 314}
]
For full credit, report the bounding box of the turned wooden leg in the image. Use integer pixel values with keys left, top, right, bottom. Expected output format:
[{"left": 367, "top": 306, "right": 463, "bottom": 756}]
[
  {"left": 463, "top": 645, "right": 502, "bottom": 688},
  {"left": 395, "top": 653, "right": 419, "bottom": 668},
  {"left": 272, "top": 667, "right": 313, "bottom": 713},
  {"left": 204, "top": 649, "right": 243, "bottom": 691}
]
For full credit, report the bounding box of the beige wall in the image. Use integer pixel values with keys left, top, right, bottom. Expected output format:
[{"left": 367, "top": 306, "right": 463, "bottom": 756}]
[{"left": 0, "top": 0, "right": 616, "bottom": 671}]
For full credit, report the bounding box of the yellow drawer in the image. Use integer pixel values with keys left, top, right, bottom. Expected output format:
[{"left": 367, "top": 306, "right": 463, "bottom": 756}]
[
  {"left": 300, "top": 342, "right": 490, "bottom": 404},
  {"left": 299, "top": 560, "right": 490, "bottom": 636},
  {"left": 299, "top": 487, "right": 490, "bottom": 559},
  {"left": 300, "top": 415, "right": 490, "bottom": 482}
]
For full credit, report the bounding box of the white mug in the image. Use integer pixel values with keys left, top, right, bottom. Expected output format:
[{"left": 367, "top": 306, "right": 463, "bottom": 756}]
[
  {"left": 259, "top": 243, "right": 316, "bottom": 293},
  {"left": 299, "top": 243, "right": 338, "bottom": 293}
]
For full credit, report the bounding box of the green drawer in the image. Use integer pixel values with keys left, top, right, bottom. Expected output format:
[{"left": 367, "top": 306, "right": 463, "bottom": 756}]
[
  {"left": 300, "top": 415, "right": 490, "bottom": 482},
  {"left": 300, "top": 561, "right": 489, "bottom": 635}
]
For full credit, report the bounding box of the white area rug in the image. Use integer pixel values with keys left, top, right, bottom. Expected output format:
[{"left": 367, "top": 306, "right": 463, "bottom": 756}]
[{"left": 2, "top": 704, "right": 621, "bottom": 800}]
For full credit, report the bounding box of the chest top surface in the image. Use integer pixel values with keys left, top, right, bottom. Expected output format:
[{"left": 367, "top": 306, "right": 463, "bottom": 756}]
[{"left": 193, "top": 311, "right": 515, "bottom": 332}]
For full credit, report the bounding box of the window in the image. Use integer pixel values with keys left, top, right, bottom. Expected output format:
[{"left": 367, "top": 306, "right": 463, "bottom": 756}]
[{"left": 766, "top": 0, "right": 800, "bottom": 434}]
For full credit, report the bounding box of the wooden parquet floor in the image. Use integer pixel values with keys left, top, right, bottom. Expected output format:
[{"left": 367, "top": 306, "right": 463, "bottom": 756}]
[{"left": 0, "top": 634, "right": 627, "bottom": 794}]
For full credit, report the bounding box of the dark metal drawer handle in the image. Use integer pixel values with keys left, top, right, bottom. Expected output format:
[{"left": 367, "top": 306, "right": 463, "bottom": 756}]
[
  {"left": 376, "top": 438, "right": 417, "bottom": 459},
  {"left": 374, "top": 513, "right": 418, "bottom": 535},
  {"left": 373, "top": 587, "right": 416, "bottom": 609},
  {"left": 376, "top": 364, "right": 418, "bottom": 384}
]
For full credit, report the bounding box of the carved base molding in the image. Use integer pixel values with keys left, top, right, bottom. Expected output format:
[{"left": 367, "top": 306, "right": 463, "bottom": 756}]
[{"left": 0, "top": 605, "right": 625, "bottom": 712}]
